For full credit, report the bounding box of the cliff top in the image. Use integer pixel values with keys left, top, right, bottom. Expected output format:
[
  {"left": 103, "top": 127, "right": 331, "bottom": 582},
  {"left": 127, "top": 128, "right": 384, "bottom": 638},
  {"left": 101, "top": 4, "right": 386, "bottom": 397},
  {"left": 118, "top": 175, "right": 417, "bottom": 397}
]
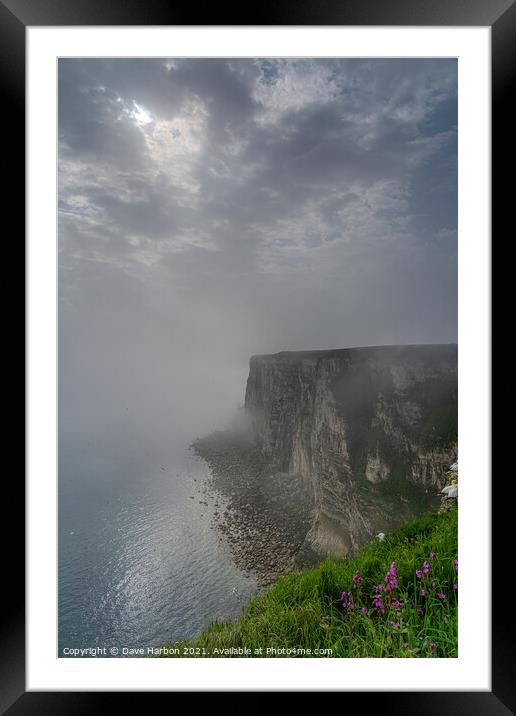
[{"left": 250, "top": 343, "right": 457, "bottom": 363}]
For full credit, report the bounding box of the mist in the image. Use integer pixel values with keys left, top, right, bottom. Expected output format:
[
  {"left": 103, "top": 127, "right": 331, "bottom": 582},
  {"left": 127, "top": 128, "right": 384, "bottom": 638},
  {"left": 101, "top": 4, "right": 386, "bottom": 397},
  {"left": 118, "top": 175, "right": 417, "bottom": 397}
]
[{"left": 58, "top": 58, "right": 457, "bottom": 458}]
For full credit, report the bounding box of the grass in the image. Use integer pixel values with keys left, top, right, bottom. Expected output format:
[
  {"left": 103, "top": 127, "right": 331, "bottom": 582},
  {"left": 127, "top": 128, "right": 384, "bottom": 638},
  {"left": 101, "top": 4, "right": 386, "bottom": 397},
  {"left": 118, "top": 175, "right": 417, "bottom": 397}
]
[{"left": 156, "top": 506, "right": 458, "bottom": 658}]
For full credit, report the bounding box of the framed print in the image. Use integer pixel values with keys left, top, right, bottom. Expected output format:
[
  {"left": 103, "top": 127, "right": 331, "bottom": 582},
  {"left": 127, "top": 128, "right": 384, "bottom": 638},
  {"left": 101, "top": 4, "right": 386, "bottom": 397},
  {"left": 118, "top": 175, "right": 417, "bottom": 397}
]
[{"left": 6, "top": 0, "right": 508, "bottom": 710}]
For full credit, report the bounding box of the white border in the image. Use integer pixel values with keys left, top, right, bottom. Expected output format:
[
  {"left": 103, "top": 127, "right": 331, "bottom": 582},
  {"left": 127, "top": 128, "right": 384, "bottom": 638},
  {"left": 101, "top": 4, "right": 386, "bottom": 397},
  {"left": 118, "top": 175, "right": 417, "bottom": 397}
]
[{"left": 27, "top": 27, "right": 490, "bottom": 691}]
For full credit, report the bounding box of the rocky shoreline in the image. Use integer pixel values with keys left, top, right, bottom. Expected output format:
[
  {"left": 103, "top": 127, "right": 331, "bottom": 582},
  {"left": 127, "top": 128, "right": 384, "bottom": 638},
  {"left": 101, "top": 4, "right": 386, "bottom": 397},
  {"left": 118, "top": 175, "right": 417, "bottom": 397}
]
[{"left": 191, "top": 431, "right": 314, "bottom": 587}]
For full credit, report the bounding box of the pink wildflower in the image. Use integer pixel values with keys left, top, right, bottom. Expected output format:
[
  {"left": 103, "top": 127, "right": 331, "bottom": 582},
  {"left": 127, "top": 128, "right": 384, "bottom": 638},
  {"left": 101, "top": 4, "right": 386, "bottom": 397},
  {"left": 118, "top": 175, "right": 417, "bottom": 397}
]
[
  {"left": 352, "top": 571, "right": 363, "bottom": 591},
  {"left": 372, "top": 597, "right": 385, "bottom": 616}
]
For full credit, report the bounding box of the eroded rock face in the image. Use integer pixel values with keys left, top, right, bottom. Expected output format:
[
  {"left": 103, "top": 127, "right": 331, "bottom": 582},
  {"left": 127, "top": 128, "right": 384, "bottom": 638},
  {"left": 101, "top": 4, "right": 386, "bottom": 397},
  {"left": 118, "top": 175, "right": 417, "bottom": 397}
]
[{"left": 244, "top": 344, "right": 457, "bottom": 559}]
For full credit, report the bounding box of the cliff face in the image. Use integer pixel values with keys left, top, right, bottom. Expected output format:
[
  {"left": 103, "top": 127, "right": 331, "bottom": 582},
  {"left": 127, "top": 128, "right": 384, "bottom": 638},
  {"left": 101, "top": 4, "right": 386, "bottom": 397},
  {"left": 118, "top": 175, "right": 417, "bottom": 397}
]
[{"left": 244, "top": 344, "right": 457, "bottom": 558}]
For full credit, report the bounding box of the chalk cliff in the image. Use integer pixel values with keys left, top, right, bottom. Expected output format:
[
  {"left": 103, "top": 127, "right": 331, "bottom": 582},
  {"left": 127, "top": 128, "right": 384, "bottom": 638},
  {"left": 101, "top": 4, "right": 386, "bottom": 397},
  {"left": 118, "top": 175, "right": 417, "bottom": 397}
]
[{"left": 244, "top": 344, "right": 457, "bottom": 559}]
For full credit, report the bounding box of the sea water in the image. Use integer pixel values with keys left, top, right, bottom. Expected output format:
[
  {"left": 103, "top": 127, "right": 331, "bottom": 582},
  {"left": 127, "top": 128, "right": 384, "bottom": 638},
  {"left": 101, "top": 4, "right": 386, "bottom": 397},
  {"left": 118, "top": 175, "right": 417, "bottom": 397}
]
[{"left": 58, "top": 439, "right": 256, "bottom": 657}]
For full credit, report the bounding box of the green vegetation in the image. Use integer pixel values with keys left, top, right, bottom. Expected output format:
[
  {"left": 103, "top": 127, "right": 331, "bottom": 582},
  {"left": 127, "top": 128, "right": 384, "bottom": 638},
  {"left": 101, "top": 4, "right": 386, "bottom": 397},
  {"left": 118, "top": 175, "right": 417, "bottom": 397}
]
[
  {"left": 157, "top": 507, "right": 458, "bottom": 658},
  {"left": 405, "top": 377, "right": 458, "bottom": 449},
  {"left": 372, "top": 470, "right": 437, "bottom": 513}
]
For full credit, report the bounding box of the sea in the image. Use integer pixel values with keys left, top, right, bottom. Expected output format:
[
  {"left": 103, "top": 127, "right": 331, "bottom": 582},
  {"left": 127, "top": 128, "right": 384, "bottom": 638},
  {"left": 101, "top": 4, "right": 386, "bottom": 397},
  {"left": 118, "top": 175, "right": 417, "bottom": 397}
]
[{"left": 58, "top": 437, "right": 257, "bottom": 657}]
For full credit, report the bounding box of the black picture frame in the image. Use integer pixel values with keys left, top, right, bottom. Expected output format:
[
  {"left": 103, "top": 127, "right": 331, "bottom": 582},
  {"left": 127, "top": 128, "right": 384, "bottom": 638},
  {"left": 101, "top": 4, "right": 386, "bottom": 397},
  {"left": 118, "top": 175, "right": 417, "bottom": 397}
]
[{"left": 7, "top": 0, "right": 507, "bottom": 710}]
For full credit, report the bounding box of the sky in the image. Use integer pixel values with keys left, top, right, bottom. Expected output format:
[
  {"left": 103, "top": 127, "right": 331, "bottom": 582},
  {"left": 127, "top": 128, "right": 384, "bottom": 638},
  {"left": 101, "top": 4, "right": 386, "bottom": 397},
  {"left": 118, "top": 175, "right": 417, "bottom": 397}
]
[{"left": 58, "top": 58, "right": 457, "bottom": 449}]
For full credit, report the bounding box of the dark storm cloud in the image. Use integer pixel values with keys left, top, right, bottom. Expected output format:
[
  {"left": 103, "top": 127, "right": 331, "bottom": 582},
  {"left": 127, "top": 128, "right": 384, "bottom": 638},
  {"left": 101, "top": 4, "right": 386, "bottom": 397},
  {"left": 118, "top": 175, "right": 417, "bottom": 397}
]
[{"left": 58, "top": 58, "right": 457, "bottom": 445}]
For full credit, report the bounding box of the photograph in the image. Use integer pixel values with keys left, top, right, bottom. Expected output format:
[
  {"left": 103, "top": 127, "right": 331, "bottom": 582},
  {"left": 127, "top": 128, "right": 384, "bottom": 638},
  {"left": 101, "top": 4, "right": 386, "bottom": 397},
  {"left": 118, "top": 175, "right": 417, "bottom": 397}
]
[
  {"left": 4, "top": 2, "right": 503, "bottom": 704},
  {"left": 58, "top": 56, "right": 459, "bottom": 660}
]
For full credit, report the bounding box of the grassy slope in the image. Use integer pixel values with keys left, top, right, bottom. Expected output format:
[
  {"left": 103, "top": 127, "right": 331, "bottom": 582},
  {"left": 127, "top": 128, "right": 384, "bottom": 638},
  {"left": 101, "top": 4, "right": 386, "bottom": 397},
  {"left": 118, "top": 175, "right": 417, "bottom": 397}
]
[{"left": 158, "top": 507, "right": 458, "bottom": 658}]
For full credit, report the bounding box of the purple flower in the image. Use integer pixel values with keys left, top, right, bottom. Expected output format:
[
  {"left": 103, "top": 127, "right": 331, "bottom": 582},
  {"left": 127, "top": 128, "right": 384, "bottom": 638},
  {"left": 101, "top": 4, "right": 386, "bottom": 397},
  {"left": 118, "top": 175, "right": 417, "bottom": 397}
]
[
  {"left": 421, "top": 589, "right": 427, "bottom": 598},
  {"left": 418, "top": 607, "right": 425, "bottom": 617},
  {"left": 437, "top": 593, "right": 447, "bottom": 600},
  {"left": 372, "top": 597, "right": 385, "bottom": 616},
  {"left": 385, "top": 562, "right": 398, "bottom": 590},
  {"left": 361, "top": 607, "right": 367, "bottom": 615},
  {"left": 453, "top": 583, "right": 458, "bottom": 590},
  {"left": 430, "top": 551, "right": 437, "bottom": 560},
  {"left": 342, "top": 591, "right": 355, "bottom": 612},
  {"left": 428, "top": 642, "right": 437, "bottom": 653},
  {"left": 388, "top": 620, "right": 401, "bottom": 629},
  {"left": 374, "top": 584, "right": 383, "bottom": 594},
  {"left": 423, "top": 561, "right": 431, "bottom": 575},
  {"left": 402, "top": 642, "right": 409, "bottom": 648},
  {"left": 419, "top": 636, "right": 424, "bottom": 641},
  {"left": 416, "top": 569, "right": 423, "bottom": 580},
  {"left": 352, "top": 571, "right": 363, "bottom": 590},
  {"left": 454, "top": 559, "right": 458, "bottom": 574}
]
